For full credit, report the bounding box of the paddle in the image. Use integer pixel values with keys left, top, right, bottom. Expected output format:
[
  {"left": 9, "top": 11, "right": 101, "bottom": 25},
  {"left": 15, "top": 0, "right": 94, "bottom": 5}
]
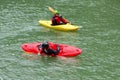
[
  {"left": 48, "top": 6, "right": 56, "bottom": 14},
  {"left": 37, "top": 44, "right": 46, "bottom": 56},
  {"left": 38, "top": 45, "right": 42, "bottom": 55}
]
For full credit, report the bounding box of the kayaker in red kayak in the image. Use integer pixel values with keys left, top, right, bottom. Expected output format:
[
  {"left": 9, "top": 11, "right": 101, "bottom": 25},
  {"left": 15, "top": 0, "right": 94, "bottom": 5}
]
[
  {"left": 48, "top": 7, "right": 70, "bottom": 25},
  {"left": 38, "top": 42, "right": 60, "bottom": 56}
]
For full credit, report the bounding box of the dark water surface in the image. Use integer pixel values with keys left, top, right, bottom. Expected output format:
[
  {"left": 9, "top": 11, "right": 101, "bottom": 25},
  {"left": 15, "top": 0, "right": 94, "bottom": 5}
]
[{"left": 0, "top": 0, "right": 120, "bottom": 80}]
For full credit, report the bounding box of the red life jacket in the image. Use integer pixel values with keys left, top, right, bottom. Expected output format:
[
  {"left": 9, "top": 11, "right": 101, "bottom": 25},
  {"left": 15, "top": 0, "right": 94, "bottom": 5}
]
[{"left": 52, "top": 15, "right": 68, "bottom": 25}]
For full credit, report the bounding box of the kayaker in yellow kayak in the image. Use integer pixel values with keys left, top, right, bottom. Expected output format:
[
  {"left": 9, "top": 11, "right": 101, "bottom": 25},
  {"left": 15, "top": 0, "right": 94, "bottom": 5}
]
[{"left": 48, "top": 7, "right": 70, "bottom": 25}]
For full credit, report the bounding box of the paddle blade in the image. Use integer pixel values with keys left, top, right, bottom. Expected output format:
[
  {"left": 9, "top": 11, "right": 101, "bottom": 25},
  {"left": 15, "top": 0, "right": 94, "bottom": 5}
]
[{"left": 48, "top": 6, "right": 56, "bottom": 14}]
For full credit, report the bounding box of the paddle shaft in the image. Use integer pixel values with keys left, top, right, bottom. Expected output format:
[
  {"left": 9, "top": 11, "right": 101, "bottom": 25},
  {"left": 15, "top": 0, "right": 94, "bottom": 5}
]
[{"left": 48, "top": 7, "right": 56, "bottom": 14}]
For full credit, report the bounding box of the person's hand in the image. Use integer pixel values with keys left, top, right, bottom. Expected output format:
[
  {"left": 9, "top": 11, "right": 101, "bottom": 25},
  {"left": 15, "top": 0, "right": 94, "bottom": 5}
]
[{"left": 67, "top": 22, "right": 71, "bottom": 24}]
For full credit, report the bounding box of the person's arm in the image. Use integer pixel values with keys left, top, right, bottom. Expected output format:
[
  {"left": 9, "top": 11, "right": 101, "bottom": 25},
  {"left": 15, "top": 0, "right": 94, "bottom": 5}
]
[
  {"left": 52, "top": 45, "right": 60, "bottom": 55},
  {"left": 60, "top": 16, "right": 70, "bottom": 24}
]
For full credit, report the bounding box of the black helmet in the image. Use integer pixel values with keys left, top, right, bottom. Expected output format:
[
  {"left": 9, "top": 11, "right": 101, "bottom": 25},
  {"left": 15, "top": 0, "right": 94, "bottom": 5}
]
[{"left": 41, "top": 42, "right": 49, "bottom": 48}]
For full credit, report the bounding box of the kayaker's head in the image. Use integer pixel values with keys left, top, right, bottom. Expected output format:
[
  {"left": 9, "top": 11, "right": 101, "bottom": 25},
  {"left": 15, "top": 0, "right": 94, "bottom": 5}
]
[
  {"left": 55, "top": 10, "right": 59, "bottom": 15},
  {"left": 41, "top": 42, "right": 49, "bottom": 49}
]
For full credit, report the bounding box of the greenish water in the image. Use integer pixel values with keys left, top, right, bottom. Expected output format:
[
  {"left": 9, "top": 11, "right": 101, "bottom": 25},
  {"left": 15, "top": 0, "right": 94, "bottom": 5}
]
[{"left": 0, "top": 0, "right": 120, "bottom": 80}]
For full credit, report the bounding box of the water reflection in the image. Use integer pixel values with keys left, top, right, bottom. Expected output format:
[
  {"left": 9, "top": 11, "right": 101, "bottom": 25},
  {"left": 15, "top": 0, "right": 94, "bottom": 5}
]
[
  {"left": 57, "top": 56, "right": 80, "bottom": 65},
  {"left": 40, "top": 27, "right": 80, "bottom": 37},
  {"left": 22, "top": 53, "right": 80, "bottom": 65},
  {"left": 22, "top": 53, "right": 41, "bottom": 60}
]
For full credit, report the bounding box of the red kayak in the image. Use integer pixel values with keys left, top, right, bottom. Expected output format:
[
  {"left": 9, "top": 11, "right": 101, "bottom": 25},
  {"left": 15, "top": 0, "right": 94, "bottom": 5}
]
[{"left": 21, "top": 42, "right": 82, "bottom": 57}]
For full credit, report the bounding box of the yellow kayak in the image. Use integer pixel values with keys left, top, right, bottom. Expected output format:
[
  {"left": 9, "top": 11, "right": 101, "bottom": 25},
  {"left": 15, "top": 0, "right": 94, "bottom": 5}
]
[{"left": 38, "top": 20, "right": 79, "bottom": 31}]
